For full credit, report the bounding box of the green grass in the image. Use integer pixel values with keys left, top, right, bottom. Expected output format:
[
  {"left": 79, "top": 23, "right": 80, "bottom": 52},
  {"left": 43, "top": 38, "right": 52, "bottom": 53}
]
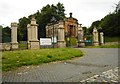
[
  {"left": 18, "top": 43, "right": 27, "bottom": 49},
  {"left": 105, "top": 37, "right": 119, "bottom": 42},
  {"left": 69, "top": 37, "right": 77, "bottom": 46},
  {"left": 86, "top": 44, "right": 120, "bottom": 48},
  {"left": 2, "top": 48, "right": 83, "bottom": 71}
]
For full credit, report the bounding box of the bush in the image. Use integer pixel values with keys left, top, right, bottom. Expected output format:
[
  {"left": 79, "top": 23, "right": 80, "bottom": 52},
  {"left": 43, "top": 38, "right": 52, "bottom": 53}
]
[{"left": 69, "top": 37, "right": 77, "bottom": 46}]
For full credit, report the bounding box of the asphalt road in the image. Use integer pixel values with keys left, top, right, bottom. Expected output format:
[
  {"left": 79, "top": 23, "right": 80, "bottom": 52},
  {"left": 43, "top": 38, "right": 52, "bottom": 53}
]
[{"left": 2, "top": 48, "right": 118, "bottom": 82}]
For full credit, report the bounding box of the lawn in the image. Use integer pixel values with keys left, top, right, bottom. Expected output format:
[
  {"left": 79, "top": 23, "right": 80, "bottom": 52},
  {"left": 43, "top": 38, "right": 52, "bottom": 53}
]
[
  {"left": 86, "top": 36, "right": 119, "bottom": 48},
  {"left": 2, "top": 48, "right": 83, "bottom": 71},
  {"left": 86, "top": 44, "right": 120, "bottom": 48},
  {"left": 104, "top": 36, "right": 119, "bottom": 42}
]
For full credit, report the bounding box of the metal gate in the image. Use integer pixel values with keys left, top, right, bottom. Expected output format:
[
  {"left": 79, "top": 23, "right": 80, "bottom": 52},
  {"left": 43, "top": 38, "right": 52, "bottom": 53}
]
[{"left": 84, "top": 35, "right": 93, "bottom": 46}]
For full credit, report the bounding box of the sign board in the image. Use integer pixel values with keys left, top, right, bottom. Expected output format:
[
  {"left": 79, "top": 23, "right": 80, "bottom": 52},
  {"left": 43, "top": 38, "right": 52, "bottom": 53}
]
[
  {"left": 40, "top": 38, "right": 52, "bottom": 45},
  {"left": 51, "top": 36, "right": 57, "bottom": 44},
  {"left": 85, "top": 40, "right": 91, "bottom": 42}
]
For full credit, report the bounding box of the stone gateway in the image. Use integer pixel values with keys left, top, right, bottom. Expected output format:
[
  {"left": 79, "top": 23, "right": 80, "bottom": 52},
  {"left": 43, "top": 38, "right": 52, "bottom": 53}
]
[
  {"left": 11, "top": 22, "right": 18, "bottom": 49},
  {"left": 27, "top": 16, "right": 39, "bottom": 49},
  {"left": 46, "top": 13, "right": 85, "bottom": 47},
  {"left": 1, "top": 13, "right": 104, "bottom": 50}
]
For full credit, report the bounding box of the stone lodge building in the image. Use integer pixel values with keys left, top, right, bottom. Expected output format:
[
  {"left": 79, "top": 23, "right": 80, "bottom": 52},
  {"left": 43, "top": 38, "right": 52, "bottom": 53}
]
[
  {"left": 46, "top": 13, "right": 79, "bottom": 39},
  {"left": 64, "top": 13, "right": 78, "bottom": 38}
]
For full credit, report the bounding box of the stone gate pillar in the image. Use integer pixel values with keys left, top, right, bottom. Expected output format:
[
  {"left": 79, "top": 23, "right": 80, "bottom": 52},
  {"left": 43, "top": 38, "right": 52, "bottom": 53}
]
[
  {"left": 27, "top": 24, "right": 31, "bottom": 49},
  {"left": 78, "top": 24, "right": 85, "bottom": 47},
  {"left": 29, "top": 16, "right": 39, "bottom": 49},
  {"left": 11, "top": 22, "right": 18, "bottom": 49},
  {"left": 100, "top": 32, "right": 104, "bottom": 46},
  {"left": 57, "top": 21, "right": 66, "bottom": 48},
  {"left": 93, "top": 27, "right": 99, "bottom": 46}
]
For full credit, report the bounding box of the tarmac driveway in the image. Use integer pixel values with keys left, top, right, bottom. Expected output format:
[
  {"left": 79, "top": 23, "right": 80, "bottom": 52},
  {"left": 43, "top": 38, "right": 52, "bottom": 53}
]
[{"left": 2, "top": 48, "right": 118, "bottom": 82}]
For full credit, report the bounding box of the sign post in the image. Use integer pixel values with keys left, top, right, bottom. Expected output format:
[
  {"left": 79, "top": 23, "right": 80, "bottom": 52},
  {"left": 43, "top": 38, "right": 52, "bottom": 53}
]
[
  {"left": 51, "top": 36, "right": 57, "bottom": 44},
  {"left": 40, "top": 38, "right": 52, "bottom": 45}
]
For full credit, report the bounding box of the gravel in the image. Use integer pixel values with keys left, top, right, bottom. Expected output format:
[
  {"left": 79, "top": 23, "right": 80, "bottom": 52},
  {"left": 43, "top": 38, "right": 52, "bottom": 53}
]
[{"left": 80, "top": 67, "right": 119, "bottom": 83}]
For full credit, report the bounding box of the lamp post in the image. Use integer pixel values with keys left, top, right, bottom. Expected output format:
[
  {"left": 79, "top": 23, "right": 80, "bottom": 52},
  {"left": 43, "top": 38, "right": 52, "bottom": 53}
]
[{"left": 50, "top": 16, "right": 57, "bottom": 48}]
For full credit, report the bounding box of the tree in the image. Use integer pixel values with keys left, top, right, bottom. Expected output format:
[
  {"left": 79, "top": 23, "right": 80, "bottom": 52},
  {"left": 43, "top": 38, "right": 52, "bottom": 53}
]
[
  {"left": 18, "top": 17, "right": 30, "bottom": 41},
  {"left": 82, "top": 26, "right": 88, "bottom": 35},
  {"left": 17, "top": 2, "right": 66, "bottom": 40},
  {"left": 99, "top": 11, "right": 120, "bottom": 37},
  {"left": 114, "top": 1, "right": 120, "bottom": 13},
  {"left": 88, "top": 20, "right": 101, "bottom": 34},
  {"left": 2, "top": 26, "right": 11, "bottom": 42},
  {"left": 56, "top": 2, "right": 65, "bottom": 20},
  {"left": 35, "top": 2, "right": 65, "bottom": 38},
  {"left": 0, "top": 25, "right": 3, "bottom": 43},
  {"left": 88, "top": 1, "right": 120, "bottom": 37}
]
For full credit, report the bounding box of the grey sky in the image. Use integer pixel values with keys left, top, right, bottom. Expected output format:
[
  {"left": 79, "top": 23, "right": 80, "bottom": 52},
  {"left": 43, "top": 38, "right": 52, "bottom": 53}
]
[{"left": 0, "top": 0, "right": 119, "bottom": 27}]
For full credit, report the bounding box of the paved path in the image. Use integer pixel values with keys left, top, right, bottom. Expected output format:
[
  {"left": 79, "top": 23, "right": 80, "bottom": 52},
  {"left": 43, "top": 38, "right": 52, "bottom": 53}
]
[{"left": 2, "top": 48, "right": 119, "bottom": 82}]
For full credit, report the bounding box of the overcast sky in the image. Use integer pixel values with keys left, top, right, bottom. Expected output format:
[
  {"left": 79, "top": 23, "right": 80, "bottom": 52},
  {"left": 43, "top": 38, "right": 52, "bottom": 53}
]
[{"left": 0, "top": 0, "right": 119, "bottom": 27}]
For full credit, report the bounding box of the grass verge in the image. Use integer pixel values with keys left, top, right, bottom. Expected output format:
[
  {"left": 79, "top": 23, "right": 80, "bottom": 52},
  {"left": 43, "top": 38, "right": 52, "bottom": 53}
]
[
  {"left": 104, "top": 37, "right": 119, "bottom": 42},
  {"left": 2, "top": 48, "right": 83, "bottom": 71},
  {"left": 86, "top": 44, "right": 120, "bottom": 48}
]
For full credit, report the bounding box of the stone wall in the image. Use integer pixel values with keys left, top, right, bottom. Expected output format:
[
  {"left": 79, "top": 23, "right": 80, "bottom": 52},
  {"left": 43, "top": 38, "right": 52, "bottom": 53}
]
[
  {"left": 0, "top": 43, "right": 11, "bottom": 51},
  {"left": 104, "top": 42, "right": 118, "bottom": 46}
]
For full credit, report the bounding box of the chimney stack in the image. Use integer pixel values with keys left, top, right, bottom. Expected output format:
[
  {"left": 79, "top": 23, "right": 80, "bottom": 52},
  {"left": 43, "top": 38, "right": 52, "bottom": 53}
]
[{"left": 70, "top": 12, "right": 72, "bottom": 18}]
